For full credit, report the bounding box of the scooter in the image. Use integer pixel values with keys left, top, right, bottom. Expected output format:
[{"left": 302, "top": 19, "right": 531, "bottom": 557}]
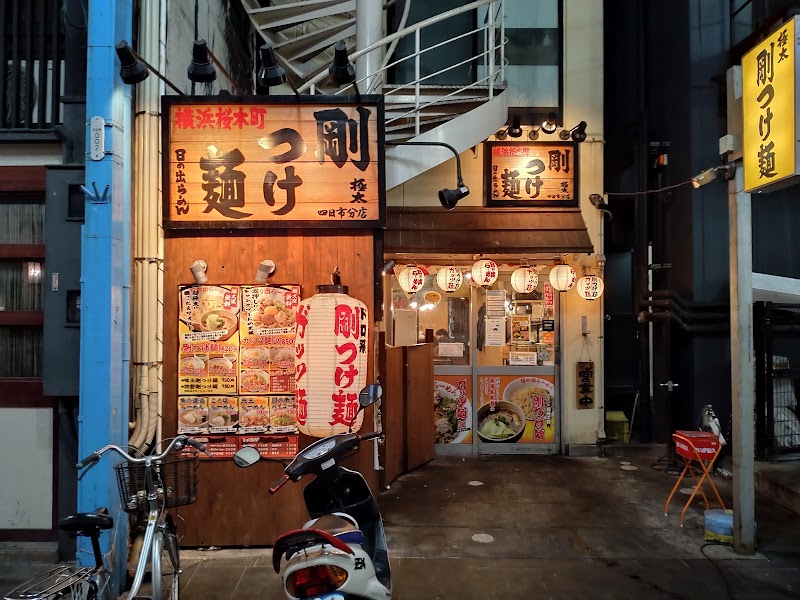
[{"left": 234, "top": 383, "right": 391, "bottom": 600}]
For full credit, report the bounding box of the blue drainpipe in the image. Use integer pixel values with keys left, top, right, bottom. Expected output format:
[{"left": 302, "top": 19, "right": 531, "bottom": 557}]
[{"left": 78, "top": 0, "right": 132, "bottom": 592}]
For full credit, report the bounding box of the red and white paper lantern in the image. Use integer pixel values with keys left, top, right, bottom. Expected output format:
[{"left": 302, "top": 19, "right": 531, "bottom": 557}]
[
  {"left": 471, "top": 260, "right": 498, "bottom": 287},
  {"left": 510, "top": 267, "right": 539, "bottom": 294},
  {"left": 576, "top": 275, "right": 604, "bottom": 300},
  {"left": 397, "top": 266, "right": 426, "bottom": 294},
  {"left": 295, "top": 292, "right": 369, "bottom": 438},
  {"left": 548, "top": 265, "right": 576, "bottom": 291},
  {"left": 436, "top": 266, "right": 463, "bottom": 293}
]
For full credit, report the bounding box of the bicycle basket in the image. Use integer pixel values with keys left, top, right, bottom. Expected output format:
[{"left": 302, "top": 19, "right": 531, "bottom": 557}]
[{"left": 114, "top": 453, "right": 199, "bottom": 513}]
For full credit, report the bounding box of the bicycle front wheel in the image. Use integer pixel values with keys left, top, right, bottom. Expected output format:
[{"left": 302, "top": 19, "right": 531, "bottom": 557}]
[{"left": 151, "top": 529, "right": 180, "bottom": 600}]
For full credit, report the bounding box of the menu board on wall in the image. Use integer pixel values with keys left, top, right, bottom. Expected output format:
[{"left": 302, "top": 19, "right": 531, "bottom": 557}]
[
  {"left": 434, "top": 376, "right": 473, "bottom": 445},
  {"left": 477, "top": 375, "right": 556, "bottom": 444},
  {"left": 178, "top": 284, "right": 300, "bottom": 456},
  {"left": 178, "top": 285, "right": 241, "bottom": 395}
]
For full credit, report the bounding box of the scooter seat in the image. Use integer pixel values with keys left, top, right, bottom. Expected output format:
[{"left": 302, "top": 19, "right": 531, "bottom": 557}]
[{"left": 304, "top": 513, "right": 365, "bottom": 545}]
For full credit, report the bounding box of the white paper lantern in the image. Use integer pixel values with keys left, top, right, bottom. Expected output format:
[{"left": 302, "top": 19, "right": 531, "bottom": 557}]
[
  {"left": 471, "top": 260, "right": 498, "bottom": 287},
  {"left": 436, "top": 266, "right": 463, "bottom": 292},
  {"left": 549, "top": 265, "right": 576, "bottom": 291},
  {"left": 295, "top": 292, "right": 368, "bottom": 438},
  {"left": 576, "top": 275, "right": 604, "bottom": 300},
  {"left": 397, "top": 266, "right": 426, "bottom": 294},
  {"left": 510, "top": 267, "right": 539, "bottom": 294}
]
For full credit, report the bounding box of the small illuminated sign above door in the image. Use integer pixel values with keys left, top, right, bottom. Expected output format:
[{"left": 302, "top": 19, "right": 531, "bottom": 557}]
[{"left": 484, "top": 141, "right": 578, "bottom": 207}]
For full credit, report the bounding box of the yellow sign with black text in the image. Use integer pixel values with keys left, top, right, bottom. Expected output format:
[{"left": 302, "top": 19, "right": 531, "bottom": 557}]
[{"left": 742, "top": 17, "right": 798, "bottom": 193}]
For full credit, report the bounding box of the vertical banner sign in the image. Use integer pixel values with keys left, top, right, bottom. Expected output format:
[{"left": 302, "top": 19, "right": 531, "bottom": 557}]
[
  {"left": 576, "top": 361, "right": 595, "bottom": 409},
  {"left": 163, "top": 97, "right": 385, "bottom": 228},
  {"left": 484, "top": 142, "right": 578, "bottom": 206},
  {"left": 742, "top": 16, "right": 799, "bottom": 193},
  {"left": 295, "top": 291, "right": 369, "bottom": 438}
]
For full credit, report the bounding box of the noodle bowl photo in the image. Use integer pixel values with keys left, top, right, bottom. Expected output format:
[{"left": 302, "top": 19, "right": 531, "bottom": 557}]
[
  {"left": 503, "top": 377, "right": 554, "bottom": 421},
  {"left": 476, "top": 401, "right": 525, "bottom": 443}
]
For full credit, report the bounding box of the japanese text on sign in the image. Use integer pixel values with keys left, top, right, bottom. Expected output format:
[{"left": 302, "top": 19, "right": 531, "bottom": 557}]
[
  {"left": 164, "top": 99, "right": 384, "bottom": 227},
  {"left": 485, "top": 142, "right": 577, "bottom": 206}
]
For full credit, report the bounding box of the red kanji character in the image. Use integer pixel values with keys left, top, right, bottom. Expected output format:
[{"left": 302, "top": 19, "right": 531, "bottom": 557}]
[
  {"left": 296, "top": 388, "right": 308, "bottom": 424},
  {"left": 329, "top": 391, "right": 358, "bottom": 427},
  {"left": 174, "top": 107, "right": 195, "bottom": 129},
  {"left": 336, "top": 343, "right": 357, "bottom": 364},
  {"left": 296, "top": 304, "right": 309, "bottom": 338},
  {"left": 335, "top": 305, "right": 358, "bottom": 338},
  {"left": 335, "top": 363, "right": 358, "bottom": 388},
  {"left": 296, "top": 361, "right": 307, "bottom": 383},
  {"left": 296, "top": 342, "right": 305, "bottom": 360},
  {"left": 216, "top": 107, "right": 233, "bottom": 129},
  {"left": 250, "top": 107, "right": 267, "bottom": 129},
  {"left": 232, "top": 108, "right": 248, "bottom": 129},
  {"left": 196, "top": 108, "right": 214, "bottom": 128}
]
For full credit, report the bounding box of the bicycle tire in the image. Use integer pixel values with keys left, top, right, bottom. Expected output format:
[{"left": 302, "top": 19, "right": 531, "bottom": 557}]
[{"left": 151, "top": 530, "right": 179, "bottom": 600}]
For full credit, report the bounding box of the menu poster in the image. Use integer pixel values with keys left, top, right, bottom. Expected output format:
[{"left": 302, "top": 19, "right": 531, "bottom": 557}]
[
  {"left": 178, "top": 397, "right": 209, "bottom": 434},
  {"left": 485, "top": 318, "right": 505, "bottom": 346},
  {"left": 269, "top": 395, "right": 299, "bottom": 433},
  {"left": 434, "top": 376, "right": 473, "bottom": 445},
  {"left": 238, "top": 396, "right": 270, "bottom": 433},
  {"left": 239, "top": 285, "right": 301, "bottom": 395},
  {"left": 511, "top": 316, "right": 531, "bottom": 342},
  {"left": 477, "top": 375, "right": 556, "bottom": 444},
  {"left": 208, "top": 396, "right": 239, "bottom": 433},
  {"left": 178, "top": 285, "right": 240, "bottom": 395},
  {"left": 240, "top": 435, "right": 299, "bottom": 460},
  {"left": 189, "top": 435, "right": 239, "bottom": 460},
  {"left": 485, "top": 289, "right": 507, "bottom": 318}
]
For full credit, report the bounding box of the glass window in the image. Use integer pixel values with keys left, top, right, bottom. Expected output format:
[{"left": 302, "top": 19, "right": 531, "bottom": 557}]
[
  {"left": 477, "top": 271, "right": 556, "bottom": 367},
  {"left": 0, "top": 201, "right": 45, "bottom": 244},
  {"left": 0, "top": 326, "right": 42, "bottom": 377},
  {"left": 390, "top": 272, "right": 471, "bottom": 365},
  {"left": 0, "top": 261, "right": 43, "bottom": 311}
]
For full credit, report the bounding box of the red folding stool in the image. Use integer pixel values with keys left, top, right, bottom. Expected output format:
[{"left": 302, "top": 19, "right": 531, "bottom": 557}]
[{"left": 664, "top": 430, "right": 726, "bottom": 526}]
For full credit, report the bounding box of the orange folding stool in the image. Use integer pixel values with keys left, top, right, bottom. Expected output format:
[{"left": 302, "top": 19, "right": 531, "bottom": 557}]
[{"left": 664, "top": 430, "right": 726, "bottom": 526}]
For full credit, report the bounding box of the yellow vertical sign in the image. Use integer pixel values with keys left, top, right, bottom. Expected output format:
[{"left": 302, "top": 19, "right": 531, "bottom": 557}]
[{"left": 742, "top": 17, "right": 797, "bottom": 192}]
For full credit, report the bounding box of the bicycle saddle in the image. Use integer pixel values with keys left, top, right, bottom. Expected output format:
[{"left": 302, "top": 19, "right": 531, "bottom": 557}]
[{"left": 59, "top": 507, "right": 113, "bottom": 533}]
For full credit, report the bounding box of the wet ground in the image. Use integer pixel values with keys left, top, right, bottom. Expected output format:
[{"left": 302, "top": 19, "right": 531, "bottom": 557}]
[
  {"left": 2, "top": 455, "right": 799, "bottom": 599},
  {"left": 174, "top": 455, "right": 800, "bottom": 599}
]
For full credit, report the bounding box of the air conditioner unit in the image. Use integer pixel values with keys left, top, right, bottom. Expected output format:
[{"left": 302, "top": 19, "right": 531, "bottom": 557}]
[{"left": 3, "top": 59, "right": 65, "bottom": 127}]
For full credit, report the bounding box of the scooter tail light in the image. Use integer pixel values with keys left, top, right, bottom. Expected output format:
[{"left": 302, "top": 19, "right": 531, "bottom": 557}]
[{"left": 286, "top": 564, "right": 348, "bottom": 598}]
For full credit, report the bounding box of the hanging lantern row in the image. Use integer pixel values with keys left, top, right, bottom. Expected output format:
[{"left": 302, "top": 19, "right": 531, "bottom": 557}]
[
  {"left": 576, "top": 274, "right": 604, "bottom": 300},
  {"left": 510, "top": 266, "right": 538, "bottom": 294}
]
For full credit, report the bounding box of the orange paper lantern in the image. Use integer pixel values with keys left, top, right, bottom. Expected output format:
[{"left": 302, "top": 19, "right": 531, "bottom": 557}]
[{"left": 576, "top": 275, "right": 604, "bottom": 300}]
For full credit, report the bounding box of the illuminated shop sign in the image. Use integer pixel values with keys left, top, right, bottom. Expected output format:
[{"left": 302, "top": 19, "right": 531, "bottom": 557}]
[
  {"left": 484, "top": 141, "right": 578, "bottom": 207},
  {"left": 163, "top": 96, "right": 385, "bottom": 228},
  {"left": 742, "top": 16, "right": 799, "bottom": 193}
]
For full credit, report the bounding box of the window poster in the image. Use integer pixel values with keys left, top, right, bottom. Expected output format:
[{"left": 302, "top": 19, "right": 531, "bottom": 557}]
[
  {"left": 434, "top": 376, "right": 473, "bottom": 445},
  {"left": 477, "top": 375, "right": 556, "bottom": 444}
]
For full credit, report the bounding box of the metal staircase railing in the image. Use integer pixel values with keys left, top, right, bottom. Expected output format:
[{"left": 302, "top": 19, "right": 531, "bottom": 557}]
[{"left": 299, "top": 0, "right": 506, "bottom": 140}]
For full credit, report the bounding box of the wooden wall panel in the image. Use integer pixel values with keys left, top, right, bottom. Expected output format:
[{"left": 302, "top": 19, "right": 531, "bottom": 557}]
[
  {"left": 404, "top": 344, "right": 435, "bottom": 471},
  {"left": 164, "top": 229, "right": 377, "bottom": 547},
  {"left": 380, "top": 346, "right": 405, "bottom": 487}
]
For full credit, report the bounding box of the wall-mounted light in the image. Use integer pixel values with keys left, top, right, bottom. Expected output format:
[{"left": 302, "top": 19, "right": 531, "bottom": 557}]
[
  {"left": 541, "top": 113, "right": 558, "bottom": 135},
  {"left": 258, "top": 44, "right": 300, "bottom": 98},
  {"left": 189, "top": 260, "right": 208, "bottom": 284},
  {"left": 329, "top": 40, "right": 357, "bottom": 88},
  {"left": 386, "top": 141, "right": 469, "bottom": 210},
  {"left": 559, "top": 121, "right": 588, "bottom": 143},
  {"left": 691, "top": 163, "right": 736, "bottom": 188},
  {"left": 254, "top": 259, "right": 276, "bottom": 284},
  {"left": 115, "top": 41, "right": 184, "bottom": 95},
  {"left": 528, "top": 127, "right": 540, "bottom": 141},
  {"left": 187, "top": 40, "right": 217, "bottom": 85},
  {"left": 381, "top": 259, "right": 396, "bottom": 277}
]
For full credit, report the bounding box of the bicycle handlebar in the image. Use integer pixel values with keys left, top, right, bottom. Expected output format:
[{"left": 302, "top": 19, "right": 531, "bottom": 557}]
[{"left": 76, "top": 435, "right": 206, "bottom": 470}]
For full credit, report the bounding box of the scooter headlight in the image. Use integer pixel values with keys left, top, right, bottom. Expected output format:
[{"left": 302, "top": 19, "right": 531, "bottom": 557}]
[{"left": 286, "top": 564, "right": 348, "bottom": 598}]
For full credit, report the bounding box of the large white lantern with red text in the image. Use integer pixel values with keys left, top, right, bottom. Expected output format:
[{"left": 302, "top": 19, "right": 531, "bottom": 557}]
[
  {"left": 511, "top": 267, "right": 539, "bottom": 294},
  {"left": 471, "top": 260, "right": 498, "bottom": 287},
  {"left": 397, "top": 266, "right": 426, "bottom": 294},
  {"left": 576, "top": 275, "right": 604, "bottom": 300},
  {"left": 436, "top": 266, "right": 463, "bottom": 293},
  {"left": 295, "top": 290, "right": 368, "bottom": 438},
  {"left": 548, "top": 265, "right": 576, "bottom": 291}
]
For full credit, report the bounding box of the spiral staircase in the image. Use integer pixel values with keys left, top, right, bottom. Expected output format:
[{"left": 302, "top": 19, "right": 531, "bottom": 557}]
[{"left": 240, "top": 0, "right": 508, "bottom": 188}]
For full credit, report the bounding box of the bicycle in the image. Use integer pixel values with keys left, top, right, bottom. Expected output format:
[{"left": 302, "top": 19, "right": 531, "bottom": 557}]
[{"left": 4, "top": 435, "right": 206, "bottom": 600}]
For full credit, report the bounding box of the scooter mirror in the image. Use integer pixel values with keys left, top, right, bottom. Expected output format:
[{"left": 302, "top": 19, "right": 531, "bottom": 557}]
[
  {"left": 233, "top": 446, "right": 261, "bottom": 468},
  {"left": 359, "top": 383, "right": 383, "bottom": 408}
]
